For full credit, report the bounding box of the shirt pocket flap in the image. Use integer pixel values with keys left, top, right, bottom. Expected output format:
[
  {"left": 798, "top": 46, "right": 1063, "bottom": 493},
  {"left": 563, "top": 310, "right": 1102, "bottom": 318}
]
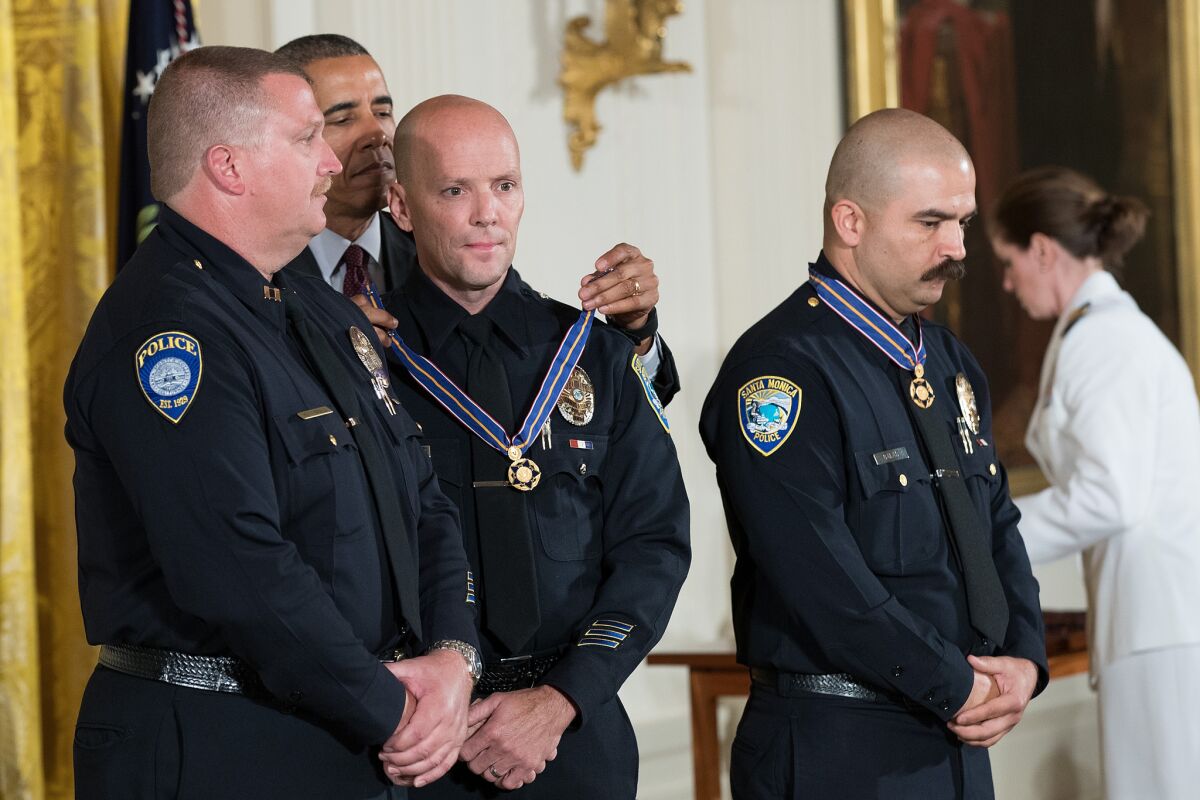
[{"left": 273, "top": 412, "right": 355, "bottom": 465}]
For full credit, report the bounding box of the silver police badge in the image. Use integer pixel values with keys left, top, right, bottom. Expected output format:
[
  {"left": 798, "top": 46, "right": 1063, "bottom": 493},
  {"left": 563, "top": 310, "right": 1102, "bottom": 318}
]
[
  {"left": 557, "top": 366, "right": 595, "bottom": 426},
  {"left": 349, "top": 326, "right": 396, "bottom": 415}
]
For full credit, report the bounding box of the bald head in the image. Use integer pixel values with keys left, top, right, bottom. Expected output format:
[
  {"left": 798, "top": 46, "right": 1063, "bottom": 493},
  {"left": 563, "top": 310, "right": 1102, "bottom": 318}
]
[
  {"left": 393, "top": 95, "right": 518, "bottom": 186},
  {"left": 825, "top": 108, "right": 970, "bottom": 212},
  {"left": 387, "top": 95, "right": 524, "bottom": 313}
]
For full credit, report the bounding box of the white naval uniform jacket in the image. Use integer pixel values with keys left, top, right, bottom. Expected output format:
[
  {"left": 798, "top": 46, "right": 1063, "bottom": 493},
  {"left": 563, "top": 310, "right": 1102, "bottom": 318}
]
[{"left": 1017, "top": 270, "right": 1200, "bottom": 677}]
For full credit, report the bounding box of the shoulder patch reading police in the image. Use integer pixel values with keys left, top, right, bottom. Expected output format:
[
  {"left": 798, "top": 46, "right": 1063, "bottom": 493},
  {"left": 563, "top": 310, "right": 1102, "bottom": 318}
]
[
  {"left": 739, "top": 376, "right": 801, "bottom": 456},
  {"left": 631, "top": 354, "right": 670, "bottom": 433},
  {"left": 135, "top": 331, "right": 202, "bottom": 423}
]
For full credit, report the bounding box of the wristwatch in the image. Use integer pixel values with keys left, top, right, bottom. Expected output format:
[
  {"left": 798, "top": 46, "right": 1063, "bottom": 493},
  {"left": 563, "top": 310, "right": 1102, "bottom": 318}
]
[{"left": 429, "top": 639, "right": 483, "bottom": 686}]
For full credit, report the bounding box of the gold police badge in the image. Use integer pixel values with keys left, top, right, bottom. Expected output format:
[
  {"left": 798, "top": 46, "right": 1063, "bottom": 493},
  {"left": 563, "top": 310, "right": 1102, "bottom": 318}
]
[
  {"left": 557, "top": 366, "right": 595, "bottom": 426},
  {"left": 955, "top": 372, "right": 980, "bottom": 434}
]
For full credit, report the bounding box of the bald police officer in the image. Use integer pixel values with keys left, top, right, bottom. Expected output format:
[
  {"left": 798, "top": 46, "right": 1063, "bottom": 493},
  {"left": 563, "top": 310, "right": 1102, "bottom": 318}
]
[{"left": 700, "top": 108, "right": 1047, "bottom": 799}]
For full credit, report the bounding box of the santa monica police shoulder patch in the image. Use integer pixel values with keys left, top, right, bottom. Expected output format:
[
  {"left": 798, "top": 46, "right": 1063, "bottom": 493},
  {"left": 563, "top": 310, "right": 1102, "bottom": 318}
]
[
  {"left": 135, "top": 331, "right": 202, "bottom": 423},
  {"left": 739, "top": 376, "right": 801, "bottom": 456}
]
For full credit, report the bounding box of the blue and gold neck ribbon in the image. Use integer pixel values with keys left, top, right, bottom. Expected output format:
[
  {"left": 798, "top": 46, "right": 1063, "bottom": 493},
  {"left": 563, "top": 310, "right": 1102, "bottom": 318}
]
[
  {"left": 808, "top": 270, "right": 927, "bottom": 373},
  {"left": 364, "top": 283, "right": 595, "bottom": 464},
  {"left": 808, "top": 269, "right": 936, "bottom": 409}
]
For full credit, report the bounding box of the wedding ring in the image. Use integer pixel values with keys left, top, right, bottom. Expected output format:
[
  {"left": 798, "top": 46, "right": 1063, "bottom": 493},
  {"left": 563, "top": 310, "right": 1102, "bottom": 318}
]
[
  {"left": 489, "top": 766, "right": 504, "bottom": 780},
  {"left": 630, "top": 279, "right": 643, "bottom": 297}
]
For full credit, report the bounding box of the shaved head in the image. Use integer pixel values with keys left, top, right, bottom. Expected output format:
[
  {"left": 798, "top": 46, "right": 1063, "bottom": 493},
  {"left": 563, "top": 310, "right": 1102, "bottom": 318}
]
[
  {"left": 388, "top": 94, "right": 524, "bottom": 313},
  {"left": 393, "top": 95, "right": 517, "bottom": 187},
  {"left": 820, "top": 108, "right": 976, "bottom": 321},
  {"left": 825, "top": 108, "right": 970, "bottom": 213}
]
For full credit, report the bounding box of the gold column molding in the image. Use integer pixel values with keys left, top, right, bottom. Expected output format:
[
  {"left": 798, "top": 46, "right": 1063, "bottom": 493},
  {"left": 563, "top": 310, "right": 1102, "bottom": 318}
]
[
  {"left": 843, "top": 0, "right": 898, "bottom": 123},
  {"left": 1169, "top": 0, "right": 1200, "bottom": 381},
  {"left": 559, "top": 0, "right": 692, "bottom": 171}
]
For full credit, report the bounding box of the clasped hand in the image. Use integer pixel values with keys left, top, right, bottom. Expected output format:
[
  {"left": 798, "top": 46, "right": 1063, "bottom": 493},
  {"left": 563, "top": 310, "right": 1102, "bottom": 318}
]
[
  {"left": 458, "top": 685, "right": 578, "bottom": 791},
  {"left": 378, "top": 649, "right": 474, "bottom": 787},
  {"left": 948, "top": 655, "right": 1038, "bottom": 748}
]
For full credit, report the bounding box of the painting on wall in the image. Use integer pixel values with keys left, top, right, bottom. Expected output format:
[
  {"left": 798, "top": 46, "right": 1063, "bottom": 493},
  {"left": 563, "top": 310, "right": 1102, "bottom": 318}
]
[{"left": 844, "top": 0, "right": 1200, "bottom": 491}]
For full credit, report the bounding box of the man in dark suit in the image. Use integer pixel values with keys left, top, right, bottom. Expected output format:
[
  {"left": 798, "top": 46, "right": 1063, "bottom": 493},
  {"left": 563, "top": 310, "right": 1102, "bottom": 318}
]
[{"left": 275, "top": 35, "right": 679, "bottom": 404}]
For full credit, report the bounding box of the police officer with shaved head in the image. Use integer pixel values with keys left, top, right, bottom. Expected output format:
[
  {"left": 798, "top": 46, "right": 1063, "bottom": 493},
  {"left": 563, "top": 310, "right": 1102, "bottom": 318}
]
[
  {"left": 700, "top": 108, "right": 1048, "bottom": 798},
  {"left": 274, "top": 33, "right": 680, "bottom": 404}
]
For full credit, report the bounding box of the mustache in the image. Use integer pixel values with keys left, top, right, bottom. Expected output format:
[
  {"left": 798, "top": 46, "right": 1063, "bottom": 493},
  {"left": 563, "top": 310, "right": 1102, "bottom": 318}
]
[
  {"left": 313, "top": 177, "right": 333, "bottom": 197},
  {"left": 921, "top": 258, "right": 966, "bottom": 282}
]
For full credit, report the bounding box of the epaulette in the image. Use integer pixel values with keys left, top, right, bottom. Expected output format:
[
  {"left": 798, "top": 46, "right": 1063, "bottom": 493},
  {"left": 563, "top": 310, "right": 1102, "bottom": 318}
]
[{"left": 1062, "top": 302, "right": 1091, "bottom": 337}]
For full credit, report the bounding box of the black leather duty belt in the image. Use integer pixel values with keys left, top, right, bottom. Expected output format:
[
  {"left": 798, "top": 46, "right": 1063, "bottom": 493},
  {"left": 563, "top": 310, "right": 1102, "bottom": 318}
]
[
  {"left": 98, "top": 643, "right": 262, "bottom": 695},
  {"left": 750, "top": 666, "right": 882, "bottom": 702},
  {"left": 477, "top": 648, "right": 564, "bottom": 695},
  {"left": 99, "top": 640, "right": 411, "bottom": 696}
]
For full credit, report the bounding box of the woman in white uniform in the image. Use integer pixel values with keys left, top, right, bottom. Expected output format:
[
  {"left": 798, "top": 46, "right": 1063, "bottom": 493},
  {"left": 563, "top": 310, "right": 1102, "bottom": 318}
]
[{"left": 990, "top": 166, "right": 1200, "bottom": 800}]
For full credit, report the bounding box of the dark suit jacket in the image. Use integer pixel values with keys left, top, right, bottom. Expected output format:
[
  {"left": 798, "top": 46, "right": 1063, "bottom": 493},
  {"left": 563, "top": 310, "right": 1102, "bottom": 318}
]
[{"left": 286, "top": 211, "right": 681, "bottom": 404}]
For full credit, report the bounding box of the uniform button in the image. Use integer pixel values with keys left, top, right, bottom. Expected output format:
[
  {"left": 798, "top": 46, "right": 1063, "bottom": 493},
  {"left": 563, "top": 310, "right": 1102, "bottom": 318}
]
[
  {"left": 898, "top": 473, "right": 908, "bottom": 487},
  {"left": 808, "top": 297, "right": 819, "bottom": 307},
  {"left": 925, "top": 692, "right": 935, "bottom": 702},
  {"left": 988, "top": 463, "right": 997, "bottom": 476},
  {"left": 578, "top": 463, "right": 587, "bottom": 476},
  {"left": 941, "top": 700, "right": 951, "bottom": 711},
  {"left": 193, "top": 259, "right": 203, "bottom": 269},
  {"left": 329, "top": 435, "right": 337, "bottom": 446},
  {"left": 980, "top": 638, "right": 989, "bottom": 647},
  {"left": 892, "top": 666, "right": 904, "bottom": 677}
]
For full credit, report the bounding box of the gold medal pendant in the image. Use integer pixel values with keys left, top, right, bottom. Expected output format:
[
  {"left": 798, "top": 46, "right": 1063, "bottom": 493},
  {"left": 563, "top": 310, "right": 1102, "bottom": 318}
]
[
  {"left": 909, "top": 363, "right": 935, "bottom": 410},
  {"left": 557, "top": 367, "right": 595, "bottom": 426},
  {"left": 507, "top": 457, "right": 541, "bottom": 491}
]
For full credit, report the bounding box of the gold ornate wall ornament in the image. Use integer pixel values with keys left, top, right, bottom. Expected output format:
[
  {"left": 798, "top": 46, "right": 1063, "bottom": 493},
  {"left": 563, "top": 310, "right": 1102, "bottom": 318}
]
[{"left": 559, "top": 0, "right": 692, "bottom": 170}]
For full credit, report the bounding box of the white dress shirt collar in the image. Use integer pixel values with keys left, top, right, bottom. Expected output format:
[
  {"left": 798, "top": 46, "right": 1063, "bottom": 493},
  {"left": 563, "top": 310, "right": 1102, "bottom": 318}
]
[{"left": 306, "top": 213, "right": 384, "bottom": 291}]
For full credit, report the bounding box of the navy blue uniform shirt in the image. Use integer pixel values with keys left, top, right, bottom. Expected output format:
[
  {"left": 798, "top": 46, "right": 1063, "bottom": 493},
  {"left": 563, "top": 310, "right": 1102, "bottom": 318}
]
[
  {"left": 699, "top": 253, "right": 1048, "bottom": 721},
  {"left": 65, "top": 206, "right": 476, "bottom": 746},
  {"left": 381, "top": 267, "right": 690, "bottom": 726}
]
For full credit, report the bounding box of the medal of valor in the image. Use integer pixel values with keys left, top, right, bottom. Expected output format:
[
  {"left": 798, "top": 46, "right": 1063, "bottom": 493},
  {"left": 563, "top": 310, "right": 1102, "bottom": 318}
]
[
  {"left": 808, "top": 270, "right": 936, "bottom": 412},
  {"left": 349, "top": 326, "right": 396, "bottom": 414},
  {"left": 507, "top": 457, "right": 541, "bottom": 491},
  {"left": 505, "top": 446, "right": 540, "bottom": 490},
  {"left": 364, "top": 283, "right": 594, "bottom": 493},
  {"left": 955, "top": 373, "right": 980, "bottom": 434},
  {"left": 909, "top": 363, "right": 935, "bottom": 410},
  {"left": 557, "top": 367, "right": 595, "bottom": 425}
]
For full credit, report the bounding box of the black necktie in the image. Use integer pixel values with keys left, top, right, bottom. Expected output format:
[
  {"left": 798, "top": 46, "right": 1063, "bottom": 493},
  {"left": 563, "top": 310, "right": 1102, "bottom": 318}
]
[
  {"left": 283, "top": 294, "right": 423, "bottom": 642},
  {"left": 458, "top": 313, "right": 541, "bottom": 653},
  {"left": 902, "top": 366, "right": 1010, "bottom": 646}
]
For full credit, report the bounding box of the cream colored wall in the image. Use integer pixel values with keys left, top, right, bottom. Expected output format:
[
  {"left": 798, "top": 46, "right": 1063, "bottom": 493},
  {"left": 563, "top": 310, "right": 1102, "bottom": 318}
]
[{"left": 195, "top": 2, "right": 1100, "bottom": 797}]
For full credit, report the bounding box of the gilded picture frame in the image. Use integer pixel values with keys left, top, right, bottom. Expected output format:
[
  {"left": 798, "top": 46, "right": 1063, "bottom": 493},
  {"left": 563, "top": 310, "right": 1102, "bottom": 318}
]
[{"left": 843, "top": 0, "right": 1200, "bottom": 497}]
